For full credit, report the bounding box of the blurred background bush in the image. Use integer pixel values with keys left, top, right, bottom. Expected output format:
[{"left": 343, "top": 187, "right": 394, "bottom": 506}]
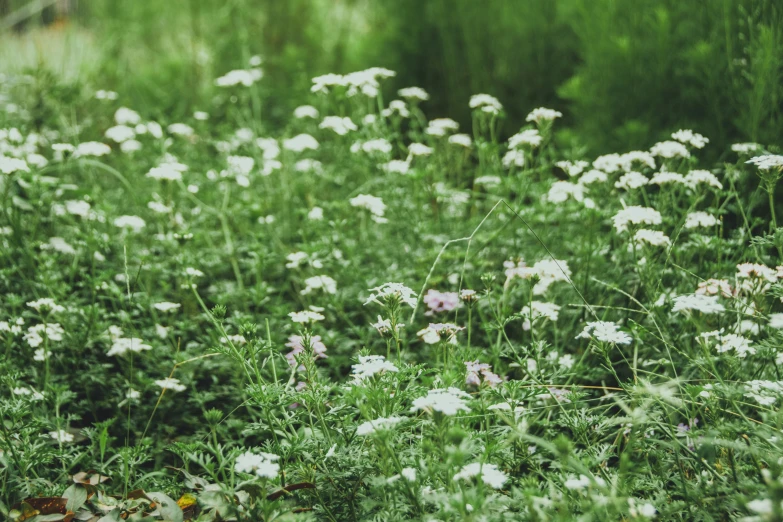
[{"left": 1, "top": 0, "right": 781, "bottom": 158}]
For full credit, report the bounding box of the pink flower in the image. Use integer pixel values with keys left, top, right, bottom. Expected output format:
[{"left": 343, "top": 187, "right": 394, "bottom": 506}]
[
  {"left": 464, "top": 360, "right": 503, "bottom": 387},
  {"left": 285, "top": 335, "right": 328, "bottom": 372},
  {"left": 423, "top": 289, "right": 461, "bottom": 315}
]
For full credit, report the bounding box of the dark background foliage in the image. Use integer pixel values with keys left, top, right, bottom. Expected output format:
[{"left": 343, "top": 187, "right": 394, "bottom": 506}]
[{"left": 2, "top": 0, "right": 782, "bottom": 156}]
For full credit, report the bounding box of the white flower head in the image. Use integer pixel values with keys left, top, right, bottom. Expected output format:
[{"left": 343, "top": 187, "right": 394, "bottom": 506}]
[
  {"left": 234, "top": 450, "right": 280, "bottom": 479},
  {"left": 672, "top": 129, "right": 709, "bottom": 149},
  {"left": 672, "top": 294, "right": 725, "bottom": 314},
  {"left": 526, "top": 107, "right": 562, "bottom": 124},
  {"left": 650, "top": 141, "right": 690, "bottom": 159},
  {"left": 612, "top": 206, "right": 662, "bottom": 233},
  {"left": 154, "top": 377, "right": 186, "bottom": 392},
  {"left": 453, "top": 462, "right": 508, "bottom": 489},
  {"left": 411, "top": 387, "right": 471, "bottom": 416},
  {"left": 351, "top": 354, "right": 399, "bottom": 381},
  {"left": 356, "top": 416, "right": 404, "bottom": 436},
  {"left": 577, "top": 321, "right": 632, "bottom": 345}
]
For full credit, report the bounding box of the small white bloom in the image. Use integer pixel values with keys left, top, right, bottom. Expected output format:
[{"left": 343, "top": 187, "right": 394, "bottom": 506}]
[
  {"left": 453, "top": 462, "right": 508, "bottom": 489},
  {"left": 154, "top": 377, "right": 186, "bottom": 392}
]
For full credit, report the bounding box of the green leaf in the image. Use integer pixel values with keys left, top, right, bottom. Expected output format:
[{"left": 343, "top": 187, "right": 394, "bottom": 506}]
[
  {"left": 63, "top": 484, "right": 88, "bottom": 512},
  {"left": 28, "top": 515, "right": 66, "bottom": 522},
  {"left": 146, "top": 492, "right": 183, "bottom": 522}
]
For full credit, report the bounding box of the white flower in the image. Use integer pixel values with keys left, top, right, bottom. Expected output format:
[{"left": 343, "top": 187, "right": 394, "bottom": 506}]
[
  {"left": 115, "top": 107, "right": 141, "bottom": 125},
  {"left": 319, "top": 116, "right": 357, "bottom": 135},
  {"left": 294, "top": 158, "right": 321, "bottom": 173},
  {"left": 353, "top": 139, "right": 393, "bottom": 155},
  {"left": 384, "top": 100, "right": 410, "bottom": 118},
  {"left": 49, "top": 430, "right": 74, "bottom": 443},
  {"left": 612, "top": 206, "right": 662, "bottom": 233},
  {"left": 105, "top": 125, "right": 136, "bottom": 143},
  {"left": 193, "top": 111, "right": 209, "bottom": 120},
  {"left": 153, "top": 302, "right": 181, "bottom": 312},
  {"left": 155, "top": 325, "right": 169, "bottom": 339},
  {"left": 578, "top": 169, "right": 608, "bottom": 185},
  {"left": 649, "top": 171, "right": 686, "bottom": 186},
  {"left": 448, "top": 134, "right": 472, "bottom": 147},
  {"left": 696, "top": 279, "right": 733, "bottom": 298},
  {"left": 564, "top": 474, "right": 605, "bottom": 491},
  {"left": 417, "top": 323, "right": 464, "bottom": 344},
  {"left": 234, "top": 450, "right": 280, "bottom": 478},
  {"left": 185, "top": 267, "right": 204, "bottom": 278},
  {"left": 147, "top": 201, "right": 171, "bottom": 214},
  {"left": 285, "top": 251, "right": 309, "bottom": 269},
  {"left": 215, "top": 69, "right": 262, "bottom": 87},
  {"left": 411, "top": 387, "right": 471, "bottom": 416},
  {"left": 672, "top": 294, "right": 725, "bottom": 314},
  {"left": 555, "top": 160, "right": 589, "bottom": 177},
  {"left": 425, "top": 118, "right": 459, "bottom": 136},
  {"left": 634, "top": 229, "right": 671, "bottom": 247},
  {"left": 453, "top": 462, "right": 508, "bottom": 489},
  {"left": 283, "top": 134, "right": 319, "bottom": 152},
  {"left": 469, "top": 94, "right": 503, "bottom": 113},
  {"left": 107, "top": 337, "right": 152, "bottom": 357},
  {"left": 350, "top": 194, "right": 387, "bottom": 222},
  {"left": 311, "top": 68, "right": 394, "bottom": 97},
  {"left": 167, "top": 123, "right": 194, "bottom": 137},
  {"left": 26, "top": 298, "right": 65, "bottom": 313},
  {"left": 364, "top": 282, "right": 418, "bottom": 308},
  {"left": 474, "top": 175, "right": 501, "bottom": 187},
  {"left": 746, "top": 499, "right": 773, "bottom": 515},
  {"left": 146, "top": 163, "right": 185, "bottom": 181},
  {"left": 401, "top": 468, "right": 417, "bottom": 481},
  {"left": 351, "top": 355, "right": 399, "bottom": 381},
  {"left": 731, "top": 142, "right": 760, "bottom": 153},
  {"left": 398, "top": 87, "right": 429, "bottom": 101},
  {"left": 25, "top": 323, "right": 65, "bottom": 348},
  {"left": 522, "top": 301, "right": 561, "bottom": 322},
  {"left": 508, "top": 129, "right": 542, "bottom": 149},
  {"left": 547, "top": 181, "right": 585, "bottom": 204},
  {"left": 61, "top": 200, "right": 89, "bottom": 218},
  {"left": 95, "top": 90, "right": 118, "bottom": 100},
  {"left": 576, "top": 321, "right": 632, "bottom": 345},
  {"left": 114, "top": 215, "right": 146, "bottom": 232},
  {"left": 408, "top": 143, "right": 433, "bottom": 156},
  {"left": 558, "top": 354, "right": 575, "bottom": 369},
  {"left": 530, "top": 259, "right": 572, "bottom": 295},
  {"left": 684, "top": 169, "right": 722, "bottom": 189},
  {"left": 650, "top": 141, "right": 690, "bottom": 159},
  {"left": 289, "top": 310, "right": 325, "bottom": 323},
  {"left": 382, "top": 159, "right": 411, "bottom": 175},
  {"left": 294, "top": 105, "right": 319, "bottom": 119},
  {"left": 41, "top": 237, "right": 77, "bottom": 255},
  {"left": 255, "top": 138, "right": 281, "bottom": 160},
  {"left": 356, "top": 416, "right": 404, "bottom": 436},
  {"left": 744, "top": 380, "right": 783, "bottom": 406},
  {"left": 73, "top": 142, "right": 111, "bottom": 158},
  {"left": 308, "top": 206, "right": 324, "bottom": 220},
  {"left": 684, "top": 211, "right": 718, "bottom": 229},
  {"left": 672, "top": 129, "right": 709, "bottom": 149},
  {"left": 502, "top": 150, "right": 526, "bottom": 168},
  {"left": 301, "top": 275, "right": 337, "bottom": 295},
  {"left": 526, "top": 107, "right": 562, "bottom": 123},
  {"left": 701, "top": 331, "right": 755, "bottom": 358},
  {"left": 120, "top": 140, "right": 142, "bottom": 153},
  {"left": 769, "top": 313, "right": 783, "bottom": 329},
  {"left": 154, "top": 377, "right": 186, "bottom": 392},
  {"left": 0, "top": 155, "right": 29, "bottom": 174}
]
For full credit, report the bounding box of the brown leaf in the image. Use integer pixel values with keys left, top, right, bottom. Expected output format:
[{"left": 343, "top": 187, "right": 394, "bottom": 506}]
[
  {"left": 20, "top": 497, "right": 68, "bottom": 515},
  {"left": 266, "top": 482, "right": 316, "bottom": 501},
  {"left": 72, "top": 472, "right": 109, "bottom": 486}
]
